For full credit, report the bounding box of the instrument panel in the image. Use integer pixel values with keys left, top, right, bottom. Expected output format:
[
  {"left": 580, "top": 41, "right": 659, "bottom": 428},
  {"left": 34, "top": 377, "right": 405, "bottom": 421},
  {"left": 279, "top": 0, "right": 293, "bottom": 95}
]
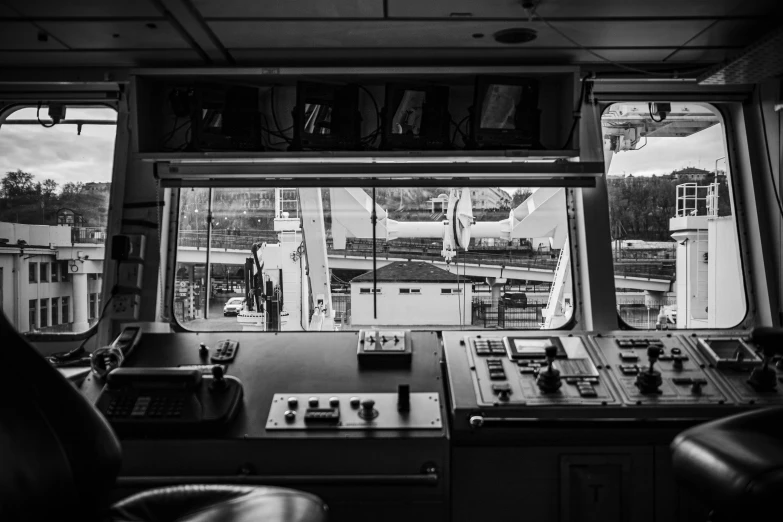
[{"left": 443, "top": 330, "right": 783, "bottom": 431}]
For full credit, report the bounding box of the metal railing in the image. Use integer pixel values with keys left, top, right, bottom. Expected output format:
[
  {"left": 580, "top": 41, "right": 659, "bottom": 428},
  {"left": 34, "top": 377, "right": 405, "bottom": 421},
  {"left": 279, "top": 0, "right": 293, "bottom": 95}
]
[
  {"left": 176, "top": 230, "right": 675, "bottom": 281},
  {"left": 472, "top": 297, "right": 547, "bottom": 329},
  {"left": 676, "top": 182, "right": 719, "bottom": 218},
  {"left": 71, "top": 226, "right": 107, "bottom": 244}
]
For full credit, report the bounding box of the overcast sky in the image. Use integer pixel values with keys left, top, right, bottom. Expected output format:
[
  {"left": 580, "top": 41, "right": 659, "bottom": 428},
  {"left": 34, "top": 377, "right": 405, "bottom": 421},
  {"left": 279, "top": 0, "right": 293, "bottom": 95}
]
[
  {"left": 0, "top": 107, "right": 117, "bottom": 188},
  {"left": 0, "top": 106, "right": 724, "bottom": 194}
]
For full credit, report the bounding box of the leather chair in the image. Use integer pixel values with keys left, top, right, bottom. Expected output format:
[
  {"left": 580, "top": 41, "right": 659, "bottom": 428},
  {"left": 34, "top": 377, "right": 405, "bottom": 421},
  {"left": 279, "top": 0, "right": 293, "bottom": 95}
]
[
  {"left": 671, "top": 407, "right": 783, "bottom": 520},
  {"left": 0, "top": 311, "right": 327, "bottom": 522}
]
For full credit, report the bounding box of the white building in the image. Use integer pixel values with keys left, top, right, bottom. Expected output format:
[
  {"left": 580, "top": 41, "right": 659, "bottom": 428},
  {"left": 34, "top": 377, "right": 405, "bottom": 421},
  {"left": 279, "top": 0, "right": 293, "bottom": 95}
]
[
  {"left": 470, "top": 188, "right": 512, "bottom": 209},
  {"left": 0, "top": 222, "right": 105, "bottom": 333},
  {"left": 350, "top": 261, "right": 472, "bottom": 327}
]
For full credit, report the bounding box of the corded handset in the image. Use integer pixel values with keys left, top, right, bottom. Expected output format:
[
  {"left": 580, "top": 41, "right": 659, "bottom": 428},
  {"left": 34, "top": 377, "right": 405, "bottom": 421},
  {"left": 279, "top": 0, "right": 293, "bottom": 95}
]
[
  {"left": 91, "top": 326, "right": 143, "bottom": 378},
  {"left": 96, "top": 367, "right": 243, "bottom": 435}
]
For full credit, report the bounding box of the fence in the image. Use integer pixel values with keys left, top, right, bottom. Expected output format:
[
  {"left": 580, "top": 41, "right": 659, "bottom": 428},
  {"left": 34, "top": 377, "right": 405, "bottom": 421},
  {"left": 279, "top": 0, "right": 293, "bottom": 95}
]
[
  {"left": 472, "top": 297, "right": 546, "bottom": 329},
  {"left": 332, "top": 293, "right": 351, "bottom": 326},
  {"left": 71, "top": 226, "right": 107, "bottom": 245}
]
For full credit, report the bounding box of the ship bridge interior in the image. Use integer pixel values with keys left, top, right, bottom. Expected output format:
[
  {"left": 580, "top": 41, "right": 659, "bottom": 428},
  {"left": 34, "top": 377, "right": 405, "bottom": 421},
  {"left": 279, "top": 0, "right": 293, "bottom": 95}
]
[{"left": 2, "top": 1, "right": 783, "bottom": 521}]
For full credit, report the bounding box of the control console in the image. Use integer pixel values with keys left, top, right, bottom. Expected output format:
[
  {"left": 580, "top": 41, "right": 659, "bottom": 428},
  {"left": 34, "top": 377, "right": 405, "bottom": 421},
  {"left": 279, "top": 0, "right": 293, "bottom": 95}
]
[{"left": 459, "top": 333, "right": 619, "bottom": 418}]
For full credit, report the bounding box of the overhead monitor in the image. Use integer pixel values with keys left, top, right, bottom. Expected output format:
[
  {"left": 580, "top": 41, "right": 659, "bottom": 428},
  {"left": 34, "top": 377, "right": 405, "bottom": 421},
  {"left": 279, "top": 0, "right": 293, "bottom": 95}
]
[
  {"left": 293, "top": 82, "right": 361, "bottom": 151},
  {"left": 188, "top": 84, "right": 262, "bottom": 152},
  {"left": 382, "top": 83, "right": 450, "bottom": 150},
  {"left": 471, "top": 76, "right": 540, "bottom": 150}
]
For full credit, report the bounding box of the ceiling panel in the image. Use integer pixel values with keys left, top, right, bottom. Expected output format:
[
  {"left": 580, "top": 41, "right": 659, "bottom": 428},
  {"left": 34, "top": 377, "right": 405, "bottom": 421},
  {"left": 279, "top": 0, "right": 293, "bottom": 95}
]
[
  {"left": 0, "top": 22, "right": 68, "bottom": 50},
  {"left": 229, "top": 47, "right": 730, "bottom": 66},
  {"left": 680, "top": 18, "right": 782, "bottom": 48},
  {"left": 36, "top": 21, "right": 190, "bottom": 49},
  {"left": 0, "top": 50, "right": 204, "bottom": 66},
  {"left": 192, "top": 0, "right": 384, "bottom": 19},
  {"left": 210, "top": 20, "right": 716, "bottom": 49},
  {"left": 1, "top": 0, "right": 161, "bottom": 18},
  {"left": 387, "top": 0, "right": 780, "bottom": 19}
]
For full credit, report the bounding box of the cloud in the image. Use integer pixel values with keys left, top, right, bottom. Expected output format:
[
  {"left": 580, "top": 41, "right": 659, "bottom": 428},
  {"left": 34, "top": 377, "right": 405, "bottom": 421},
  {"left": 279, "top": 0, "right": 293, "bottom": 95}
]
[
  {"left": 0, "top": 107, "right": 116, "bottom": 188},
  {"left": 608, "top": 124, "right": 726, "bottom": 176}
]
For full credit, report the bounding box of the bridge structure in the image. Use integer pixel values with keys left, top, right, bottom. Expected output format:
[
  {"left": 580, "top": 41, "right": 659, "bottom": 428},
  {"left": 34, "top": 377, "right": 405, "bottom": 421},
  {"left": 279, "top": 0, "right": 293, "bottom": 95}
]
[{"left": 175, "top": 230, "right": 674, "bottom": 293}]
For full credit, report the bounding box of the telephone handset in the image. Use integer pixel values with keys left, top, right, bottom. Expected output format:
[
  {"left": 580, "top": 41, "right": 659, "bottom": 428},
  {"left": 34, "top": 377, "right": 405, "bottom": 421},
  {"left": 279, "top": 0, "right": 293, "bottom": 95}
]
[{"left": 96, "top": 366, "right": 243, "bottom": 435}]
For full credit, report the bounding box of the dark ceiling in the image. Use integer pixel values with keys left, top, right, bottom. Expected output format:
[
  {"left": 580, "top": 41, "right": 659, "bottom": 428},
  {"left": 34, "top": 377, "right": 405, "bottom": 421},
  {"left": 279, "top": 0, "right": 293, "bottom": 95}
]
[{"left": 1, "top": 0, "right": 782, "bottom": 70}]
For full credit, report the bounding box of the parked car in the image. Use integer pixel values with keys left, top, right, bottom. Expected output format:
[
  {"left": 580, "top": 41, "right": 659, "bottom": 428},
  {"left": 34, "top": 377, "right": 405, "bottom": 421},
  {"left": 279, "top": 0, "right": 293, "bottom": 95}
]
[{"left": 223, "top": 297, "right": 245, "bottom": 316}]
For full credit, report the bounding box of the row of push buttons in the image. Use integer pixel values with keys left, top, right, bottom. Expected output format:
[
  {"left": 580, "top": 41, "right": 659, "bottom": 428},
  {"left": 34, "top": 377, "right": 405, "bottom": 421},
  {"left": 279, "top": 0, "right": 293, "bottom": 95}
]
[
  {"left": 474, "top": 338, "right": 506, "bottom": 356},
  {"left": 616, "top": 338, "right": 664, "bottom": 349},
  {"left": 106, "top": 396, "right": 184, "bottom": 418},
  {"left": 486, "top": 359, "right": 507, "bottom": 380},
  {"left": 565, "top": 376, "right": 600, "bottom": 397},
  {"left": 287, "top": 396, "right": 346, "bottom": 408}
]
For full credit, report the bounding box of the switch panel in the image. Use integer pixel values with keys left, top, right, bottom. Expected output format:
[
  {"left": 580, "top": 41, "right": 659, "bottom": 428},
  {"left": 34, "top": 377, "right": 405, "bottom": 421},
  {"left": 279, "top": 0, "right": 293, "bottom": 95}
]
[
  {"left": 592, "top": 335, "right": 730, "bottom": 405},
  {"left": 467, "top": 336, "right": 619, "bottom": 407},
  {"left": 266, "top": 393, "right": 442, "bottom": 430}
]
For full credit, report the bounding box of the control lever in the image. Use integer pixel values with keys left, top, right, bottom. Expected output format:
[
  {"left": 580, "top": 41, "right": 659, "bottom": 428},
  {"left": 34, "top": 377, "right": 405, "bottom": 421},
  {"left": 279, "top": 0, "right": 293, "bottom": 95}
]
[
  {"left": 748, "top": 345, "right": 777, "bottom": 392},
  {"left": 635, "top": 346, "right": 663, "bottom": 394},
  {"left": 397, "top": 384, "right": 410, "bottom": 412},
  {"left": 536, "top": 345, "right": 562, "bottom": 393},
  {"left": 210, "top": 365, "right": 227, "bottom": 391}
]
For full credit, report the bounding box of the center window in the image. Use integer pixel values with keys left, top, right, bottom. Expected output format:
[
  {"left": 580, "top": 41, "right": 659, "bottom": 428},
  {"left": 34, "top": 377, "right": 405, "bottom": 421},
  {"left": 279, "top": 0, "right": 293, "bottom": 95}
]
[{"left": 173, "top": 186, "right": 573, "bottom": 331}]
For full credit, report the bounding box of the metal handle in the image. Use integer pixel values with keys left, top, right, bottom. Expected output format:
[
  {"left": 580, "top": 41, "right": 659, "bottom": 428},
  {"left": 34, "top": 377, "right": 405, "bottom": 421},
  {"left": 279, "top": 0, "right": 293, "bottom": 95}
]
[{"left": 116, "top": 472, "right": 439, "bottom": 488}]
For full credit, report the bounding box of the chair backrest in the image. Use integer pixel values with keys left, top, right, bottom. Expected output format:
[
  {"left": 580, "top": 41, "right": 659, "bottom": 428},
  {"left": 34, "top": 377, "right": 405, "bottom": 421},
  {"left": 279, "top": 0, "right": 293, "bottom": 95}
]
[{"left": 0, "top": 311, "right": 122, "bottom": 521}]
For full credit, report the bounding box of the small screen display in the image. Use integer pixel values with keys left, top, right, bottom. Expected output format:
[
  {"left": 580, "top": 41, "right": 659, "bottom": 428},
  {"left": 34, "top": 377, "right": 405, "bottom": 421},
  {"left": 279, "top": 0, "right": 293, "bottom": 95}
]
[
  {"left": 706, "top": 339, "right": 756, "bottom": 361},
  {"left": 392, "top": 90, "right": 426, "bottom": 136},
  {"left": 512, "top": 338, "right": 549, "bottom": 355},
  {"left": 480, "top": 84, "right": 523, "bottom": 130}
]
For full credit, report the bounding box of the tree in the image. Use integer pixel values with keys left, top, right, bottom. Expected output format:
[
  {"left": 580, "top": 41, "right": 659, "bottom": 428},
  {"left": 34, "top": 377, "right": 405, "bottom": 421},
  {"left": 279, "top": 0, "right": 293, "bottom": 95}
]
[
  {"left": 41, "top": 179, "right": 58, "bottom": 199},
  {"left": 511, "top": 188, "right": 532, "bottom": 207},
  {"left": 61, "top": 181, "right": 84, "bottom": 195},
  {"left": 1, "top": 170, "right": 36, "bottom": 198}
]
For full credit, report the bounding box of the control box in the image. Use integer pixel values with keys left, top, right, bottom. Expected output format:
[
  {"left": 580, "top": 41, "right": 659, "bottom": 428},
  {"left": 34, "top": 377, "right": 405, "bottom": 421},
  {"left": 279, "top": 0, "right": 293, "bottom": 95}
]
[
  {"left": 357, "top": 329, "right": 412, "bottom": 366},
  {"left": 266, "top": 392, "right": 442, "bottom": 430},
  {"left": 686, "top": 335, "right": 783, "bottom": 405},
  {"left": 466, "top": 334, "right": 619, "bottom": 409},
  {"left": 590, "top": 335, "right": 731, "bottom": 405}
]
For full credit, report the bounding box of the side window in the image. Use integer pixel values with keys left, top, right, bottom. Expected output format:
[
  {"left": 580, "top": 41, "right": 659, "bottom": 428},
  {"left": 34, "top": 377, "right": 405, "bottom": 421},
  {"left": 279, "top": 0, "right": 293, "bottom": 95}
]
[
  {"left": 602, "top": 103, "right": 746, "bottom": 329},
  {"left": 0, "top": 105, "right": 116, "bottom": 334}
]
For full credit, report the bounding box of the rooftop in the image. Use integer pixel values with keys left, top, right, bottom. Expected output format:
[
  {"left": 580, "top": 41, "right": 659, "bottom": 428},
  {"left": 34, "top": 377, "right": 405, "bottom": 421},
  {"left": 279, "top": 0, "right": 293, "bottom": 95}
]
[{"left": 351, "top": 261, "right": 460, "bottom": 284}]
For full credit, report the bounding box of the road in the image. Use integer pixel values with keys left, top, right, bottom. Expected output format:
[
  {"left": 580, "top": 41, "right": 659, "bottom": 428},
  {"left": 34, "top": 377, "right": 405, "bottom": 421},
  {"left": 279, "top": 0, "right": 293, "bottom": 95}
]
[{"left": 179, "top": 294, "right": 246, "bottom": 331}]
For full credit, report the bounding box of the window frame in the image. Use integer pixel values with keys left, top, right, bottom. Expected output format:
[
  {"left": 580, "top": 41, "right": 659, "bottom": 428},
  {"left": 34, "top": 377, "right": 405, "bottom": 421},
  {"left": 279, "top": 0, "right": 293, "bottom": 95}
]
[
  {"left": 0, "top": 101, "right": 120, "bottom": 341},
  {"left": 167, "top": 185, "right": 578, "bottom": 332},
  {"left": 600, "top": 101, "right": 750, "bottom": 331}
]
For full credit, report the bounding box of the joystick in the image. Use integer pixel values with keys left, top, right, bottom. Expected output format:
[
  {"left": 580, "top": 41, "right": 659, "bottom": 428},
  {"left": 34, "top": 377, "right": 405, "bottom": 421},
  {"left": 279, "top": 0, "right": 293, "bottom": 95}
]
[
  {"left": 210, "top": 365, "right": 227, "bottom": 391},
  {"left": 536, "top": 345, "right": 562, "bottom": 393},
  {"left": 748, "top": 345, "right": 777, "bottom": 392},
  {"left": 635, "top": 346, "right": 663, "bottom": 394}
]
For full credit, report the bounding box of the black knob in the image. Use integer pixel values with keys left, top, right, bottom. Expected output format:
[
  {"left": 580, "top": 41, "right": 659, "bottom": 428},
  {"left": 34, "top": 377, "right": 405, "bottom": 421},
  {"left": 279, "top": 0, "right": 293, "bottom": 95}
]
[
  {"left": 361, "top": 398, "right": 375, "bottom": 410},
  {"left": 647, "top": 346, "right": 661, "bottom": 366},
  {"left": 545, "top": 345, "right": 558, "bottom": 360},
  {"left": 212, "top": 365, "right": 224, "bottom": 381},
  {"left": 199, "top": 342, "right": 209, "bottom": 357},
  {"left": 398, "top": 384, "right": 410, "bottom": 412}
]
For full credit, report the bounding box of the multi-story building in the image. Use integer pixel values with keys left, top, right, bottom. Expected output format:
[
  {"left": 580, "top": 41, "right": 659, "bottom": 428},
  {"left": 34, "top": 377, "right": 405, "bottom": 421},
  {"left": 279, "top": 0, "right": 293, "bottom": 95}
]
[{"left": 0, "top": 222, "right": 104, "bottom": 333}]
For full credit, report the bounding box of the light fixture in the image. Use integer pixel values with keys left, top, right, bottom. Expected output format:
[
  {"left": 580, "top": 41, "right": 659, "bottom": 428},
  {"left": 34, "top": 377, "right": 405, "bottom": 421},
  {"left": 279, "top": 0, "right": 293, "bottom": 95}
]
[{"left": 493, "top": 28, "right": 537, "bottom": 44}]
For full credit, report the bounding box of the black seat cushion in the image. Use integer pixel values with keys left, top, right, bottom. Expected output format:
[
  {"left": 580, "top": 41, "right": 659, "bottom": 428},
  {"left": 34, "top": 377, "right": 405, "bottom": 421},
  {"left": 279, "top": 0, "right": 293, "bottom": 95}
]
[
  {"left": 109, "top": 485, "right": 327, "bottom": 522},
  {"left": 671, "top": 407, "right": 783, "bottom": 517}
]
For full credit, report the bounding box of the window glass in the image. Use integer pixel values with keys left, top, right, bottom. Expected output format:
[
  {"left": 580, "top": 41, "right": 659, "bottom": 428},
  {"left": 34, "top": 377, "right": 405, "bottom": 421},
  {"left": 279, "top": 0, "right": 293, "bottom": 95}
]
[
  {"left": 602, "top": 103, "right": 746, "bottom": 329},
  {"left": 0, "top": 106, "right": 116, "bottom": 334},
  {"left": 174, "top": 186, "right": 573, "bottom": 332},
  {"left": 40, "top": 298, "right": 48, "bottom": 327},
  {"left": 61, "top": 296, "right": 70, "bottom": 324},
  {"left": 29, "top": 299, "right": 37, "bottom": 330},
  {"left": 51, "top": 297, "right": 59, "bottom": 326}
]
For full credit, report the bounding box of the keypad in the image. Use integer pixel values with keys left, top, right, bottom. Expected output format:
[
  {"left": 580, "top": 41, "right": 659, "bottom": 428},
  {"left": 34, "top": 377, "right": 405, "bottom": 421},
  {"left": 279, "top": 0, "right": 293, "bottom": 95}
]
[
  {"left": 106, "top": 395, "right": 184, "bottom": 418},
  {"left": 473, "top": 338, "right": 506, "bottom": 356},
  {"left": 486, "top": 358, "right": 507, "bottom": 380}
]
